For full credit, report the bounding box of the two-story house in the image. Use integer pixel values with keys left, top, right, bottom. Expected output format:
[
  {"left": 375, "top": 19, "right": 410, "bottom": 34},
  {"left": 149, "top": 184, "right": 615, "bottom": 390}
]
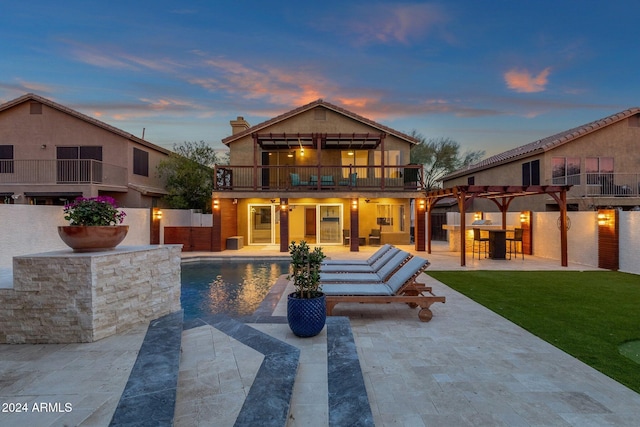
[
  {"left": 0, "top": 93, "right": 170, "bottom": 207},
  {"left": 211, "top": 99, "right": 425, "bottom": 252},
  {"left": 441, "top": 107, "right": 640, "bottom": 212}
]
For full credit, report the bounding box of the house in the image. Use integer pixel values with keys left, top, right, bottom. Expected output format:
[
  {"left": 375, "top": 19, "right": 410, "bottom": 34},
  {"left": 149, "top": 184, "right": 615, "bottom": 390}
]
[
  {"left": 0, "top": 93, "right": 171, "bottom": 208},
  {"left": 441, "top": 108, "right": 640, "bottom": 212},
  {"left": 211, "top": 99, "right": 425, "bottom": 252}
]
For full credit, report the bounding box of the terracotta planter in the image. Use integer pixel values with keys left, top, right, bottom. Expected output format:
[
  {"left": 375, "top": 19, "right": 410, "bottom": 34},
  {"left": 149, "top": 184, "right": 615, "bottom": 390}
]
[{"left": 58, "top": 225, "right": 129, "bottom": 252}]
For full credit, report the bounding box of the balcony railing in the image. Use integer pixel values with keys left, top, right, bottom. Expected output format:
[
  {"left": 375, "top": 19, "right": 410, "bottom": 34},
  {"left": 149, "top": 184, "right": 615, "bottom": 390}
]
[
  {"left": 548, "top": 173, "right": 640, "bottom": 197},
  {"left": 214, "top": 164, "right": 424, "bottom": 191},
  {"left": 0, "top": 159, "right": 127, "bottom": 187}
]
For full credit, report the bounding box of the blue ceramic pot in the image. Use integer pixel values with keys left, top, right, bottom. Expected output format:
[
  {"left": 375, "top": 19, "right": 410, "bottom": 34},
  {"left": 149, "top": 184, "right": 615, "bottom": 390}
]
[{"left": 287, "top": 292, "right": 326, "bottom": 337}]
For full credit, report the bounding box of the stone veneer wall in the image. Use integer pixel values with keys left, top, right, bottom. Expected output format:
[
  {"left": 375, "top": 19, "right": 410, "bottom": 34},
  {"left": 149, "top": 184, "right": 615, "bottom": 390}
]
[{"left": 1, "top": 245, "right": 182, "bottom": 344}]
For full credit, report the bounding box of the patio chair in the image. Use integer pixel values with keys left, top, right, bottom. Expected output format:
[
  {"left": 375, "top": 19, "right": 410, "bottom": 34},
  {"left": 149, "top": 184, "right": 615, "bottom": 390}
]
[
  {"left": 319, "top": 249, "right": 410, "bottom": 282},
  {"left": 368, "top": 228, "right": 381, "bottom": 246},
  {"left": 321, "top": 175, "right": 335, "bottom": 187},
  {"left": 342, "top": 229, "right": 350, "bottom": 246},
  {"left": 323, "top": 244, "right": 393, "bottom": 266},
  {"left": 323, "top": 256, "right": 445, "bottom": 322},
  {"left": 339, "top": 172, "right": 357, "bottom": 186},
  {"left": 472, "top": 228, "right": 488, "bottom": 259},
  {"left": 290, "top": 173, "right": 308, "bottom": 187},
  {"left": 320, "top": 247, "right": 403, "bottom": 274},
  {"left": 507, "top": 228, "right": 524, "bottom": 260}
]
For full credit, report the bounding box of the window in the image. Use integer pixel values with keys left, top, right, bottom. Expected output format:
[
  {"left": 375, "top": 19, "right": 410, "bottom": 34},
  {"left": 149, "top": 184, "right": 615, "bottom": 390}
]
[
  {"left": 521, "top": 159, "right": 540, "bottom": 185},
  {"left": 467, "top": 176, "right": 475, "bottom": 185},
  {"left": 373, "top": 150, "right": 402, "bottom": 178},
  {"left": 341, "top": 150, "right": 368, "bottom": 178},
  {"left": 376, "top": 204, "right": 406, "bottom": 232},
  {"left": 586, "top": 157, "right": 614, "bottom": 185},
  {"left": 133, "top": 148, "right": 149, "bottom": 176},
  {"left": 56, "top": 146, "right": 103, "bottom": 182},
  {"left": 0, "top": 145, "right": 14, "bottom": 174},
  {"left": 552, "top": 157, "right": 580, "bottom": 185}
]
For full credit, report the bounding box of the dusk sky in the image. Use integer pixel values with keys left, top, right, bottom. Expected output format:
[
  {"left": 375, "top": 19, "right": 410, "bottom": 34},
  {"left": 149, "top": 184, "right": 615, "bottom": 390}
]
[{"left": 2, "top": 1, "right": 639, "bottom": 157}]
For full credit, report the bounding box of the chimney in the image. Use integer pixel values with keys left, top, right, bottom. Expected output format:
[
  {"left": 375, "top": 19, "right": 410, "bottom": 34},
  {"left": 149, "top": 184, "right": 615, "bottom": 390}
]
[{"left": 230, "top": 116, "right": 250, "bottom": 135}]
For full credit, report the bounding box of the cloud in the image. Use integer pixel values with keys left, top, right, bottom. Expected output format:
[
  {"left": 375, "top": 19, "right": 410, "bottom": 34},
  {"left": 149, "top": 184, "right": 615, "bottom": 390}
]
[
  {"left": 504, "top": 68, "right": 551, "bottom": 93},
  {"left": 329, "top": 3, "right": 450, "bottom": 45}
]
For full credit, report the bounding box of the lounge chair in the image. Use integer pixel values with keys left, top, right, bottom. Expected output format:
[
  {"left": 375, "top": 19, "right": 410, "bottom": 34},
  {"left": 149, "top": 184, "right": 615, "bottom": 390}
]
[
  {"left": 319, "top": 250, "right": 410, "bottom": 282},
  {"left": 323, "top": 244, "right": 393, "bottom": 266},
  {"left": 320, "top": 247, "right": 402, "bottom": 273},
  {"left": 323, "top": 256, "right": 445, "bottom": 322}
]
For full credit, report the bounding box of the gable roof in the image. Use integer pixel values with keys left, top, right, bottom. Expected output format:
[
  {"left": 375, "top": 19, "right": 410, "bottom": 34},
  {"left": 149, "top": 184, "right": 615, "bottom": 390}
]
[
  {"left": 0, "top": 93, "right": 172, "bottom": 155},
  {"left": 443, "top": 107, "right": 640, "bottom": 180},
  {"left": 221, "top": 99, "right": 419, "bottom": 146}
]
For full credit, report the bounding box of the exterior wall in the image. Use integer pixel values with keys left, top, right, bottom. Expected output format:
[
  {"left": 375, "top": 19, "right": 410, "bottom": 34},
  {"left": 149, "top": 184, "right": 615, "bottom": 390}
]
[
  {"left": 619, "top": 211, "right": 640, "bottom": 275},
  {"left": 2, "top": 245, "right": 181, "bottom": 343},
  {"left": 0, "top": 204, "right": 150, "bottom": 268},
  {"left": 531, "top": 212, "right": 598, "bottom": 266}
]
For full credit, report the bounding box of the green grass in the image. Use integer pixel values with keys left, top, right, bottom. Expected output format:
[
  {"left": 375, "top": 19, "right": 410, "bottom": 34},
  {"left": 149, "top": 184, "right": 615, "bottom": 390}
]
[{"left": 426, "top": 270, "right": 640, "bottom": 394}]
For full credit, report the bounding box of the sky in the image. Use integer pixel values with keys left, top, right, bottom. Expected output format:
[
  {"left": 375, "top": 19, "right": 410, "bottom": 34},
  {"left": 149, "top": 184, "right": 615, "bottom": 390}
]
[{"left": 2, "top": 1, "right": 640, "bottom": 158}]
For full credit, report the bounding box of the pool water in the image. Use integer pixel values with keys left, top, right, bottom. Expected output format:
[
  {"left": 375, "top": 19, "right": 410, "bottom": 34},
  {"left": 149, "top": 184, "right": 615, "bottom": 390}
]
[{"left": 181, "top": 260, "right": 290, "bottom": 320}]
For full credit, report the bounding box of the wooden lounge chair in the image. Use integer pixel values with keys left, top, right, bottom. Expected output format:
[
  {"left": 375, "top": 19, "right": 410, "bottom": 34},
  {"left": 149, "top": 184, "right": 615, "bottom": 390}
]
[
  {"left": 323, "top": 256, "right": 445, "bottom": 322},
  {"left": 323, "top": 244, "right": 393, "bottom": 266},
  {"left": 320, "top": 247, "right": 401, "bottom": 274},
  {"left": 319, "top": 250, "right": 410, "bottom": 282}
]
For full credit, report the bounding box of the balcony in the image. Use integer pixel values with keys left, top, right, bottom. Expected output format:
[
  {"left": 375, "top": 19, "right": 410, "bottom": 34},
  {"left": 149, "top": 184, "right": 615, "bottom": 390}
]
[
  {"left": 0, "top": 159, "right": 127, "bottom": 187},
  {"left": 214, "top": 164, "right": 424, "bottom": 192},
  {"left": 549, "top": 173, "right": 640, "bottom": 200}
]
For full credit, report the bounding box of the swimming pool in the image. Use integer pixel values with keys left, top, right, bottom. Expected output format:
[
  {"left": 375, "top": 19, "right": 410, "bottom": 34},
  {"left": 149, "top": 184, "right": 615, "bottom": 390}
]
[{"left": 181, "top": 260, "right": 290, "bottom": 321}]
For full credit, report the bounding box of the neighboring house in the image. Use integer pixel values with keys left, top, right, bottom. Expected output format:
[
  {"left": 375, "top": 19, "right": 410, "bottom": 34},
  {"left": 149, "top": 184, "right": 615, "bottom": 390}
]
[
  {"left": 0, "top": 93, "right": 171, "bottom": 207},
  {"left": 441, "top": 107, "right": 640, "bottom": 212},
  {"left": 212, "top": 99, "right": 425, "bottom": 251}
]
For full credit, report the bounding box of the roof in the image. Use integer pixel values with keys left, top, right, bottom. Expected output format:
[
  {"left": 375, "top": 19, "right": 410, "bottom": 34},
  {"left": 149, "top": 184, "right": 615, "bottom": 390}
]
[
  {"left": 0, "top": 93, "right": 172, "bottom": 155},
  {"left": 443, "top": 107, "right": 640, "bottom": 180},
  {"left": 221, "top": 99, "right": 420, "bottom": 146}
]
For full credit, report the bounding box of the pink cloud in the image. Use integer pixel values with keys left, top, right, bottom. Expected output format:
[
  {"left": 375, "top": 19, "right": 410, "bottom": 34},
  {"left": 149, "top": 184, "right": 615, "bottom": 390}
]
[{"left": 504, "top": 68, "right": 551, "bottom": 93}]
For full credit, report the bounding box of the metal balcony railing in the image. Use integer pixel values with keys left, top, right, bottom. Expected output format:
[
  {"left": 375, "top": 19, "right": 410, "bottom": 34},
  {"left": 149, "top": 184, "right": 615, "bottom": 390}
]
[
  {"left": 213, "top": 164, "right": 424, "bottom": 191},
  {"left": 549, "top": 173, "right": 640, "bottom": 197},
  {"left": 0, "top": 159, "right": 127, "bottom": 186}
]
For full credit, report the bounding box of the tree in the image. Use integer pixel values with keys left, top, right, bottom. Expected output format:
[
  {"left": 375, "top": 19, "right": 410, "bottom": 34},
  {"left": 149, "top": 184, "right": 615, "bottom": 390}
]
[
  {"left": 157, "top": 141, "right": 219, "bottom": 212},
  {"left": 409, "top": 132, "right": 484, "bottom": 190}
]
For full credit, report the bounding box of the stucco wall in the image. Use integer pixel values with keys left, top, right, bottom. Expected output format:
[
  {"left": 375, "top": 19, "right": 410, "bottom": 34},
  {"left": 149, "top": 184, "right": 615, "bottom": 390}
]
[
  {"left": 532, "top": 212, "right": 598, "bottom": 267},
  {"left": 0, "top": 205, "right": 150, "bottom": 268},
  {"left": 619, "top": 211, "right": 640, "bottom": 275}
]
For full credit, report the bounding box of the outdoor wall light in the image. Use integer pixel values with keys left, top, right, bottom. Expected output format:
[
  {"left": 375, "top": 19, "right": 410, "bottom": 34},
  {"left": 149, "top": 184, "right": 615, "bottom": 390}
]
[
  {"left": 153, "top": 210, "right": 163, "bottom": 220},
  {"left": 418, "top": 199, "right": 426, "bottom": 211},
  {"left": 213, "top": 199, "right": 220, "bottom": 210},
  {"left": 351, "top": 198, "right": 358, "bottom": 210},
  {"left": 597, "top": 212, "right": 608, "bottom": 226},
  {"left": 474, "top": 211, "right": 483, "bottom": 221},
  {"left": 519, "top": 212, "right": 528, "bottom": 223},
  {"left": 40, "top": 144, "right": 47, "bottom": 149},
  {"left": 281, "top": 199, "right": 287, "bottom": 209}
]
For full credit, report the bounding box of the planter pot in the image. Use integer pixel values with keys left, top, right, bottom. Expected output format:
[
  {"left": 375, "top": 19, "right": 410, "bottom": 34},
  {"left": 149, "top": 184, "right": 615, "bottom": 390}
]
[
  {"left": 287, "top": 292, "right": 326, "bottom": 337},
  {"left": 58, "top": 225, "right": 129, "bottom": 252}
]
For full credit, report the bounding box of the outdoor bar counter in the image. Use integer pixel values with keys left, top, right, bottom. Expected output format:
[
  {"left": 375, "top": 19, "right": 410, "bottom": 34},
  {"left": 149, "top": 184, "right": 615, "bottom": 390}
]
[{"left": 442, "top": 224, "right": 515, "bottom": 258}]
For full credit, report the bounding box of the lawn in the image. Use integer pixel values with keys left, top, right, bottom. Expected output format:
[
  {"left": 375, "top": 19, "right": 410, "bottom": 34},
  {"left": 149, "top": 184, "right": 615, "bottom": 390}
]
[{"left": 426, "top": 270, "right": 640, "bottom": 394}]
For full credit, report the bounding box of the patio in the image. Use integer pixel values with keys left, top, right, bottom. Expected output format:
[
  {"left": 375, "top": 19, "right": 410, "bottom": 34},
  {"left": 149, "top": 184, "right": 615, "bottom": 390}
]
[{"left": 1, "top": 243, "right": 639, "bottom": 426}]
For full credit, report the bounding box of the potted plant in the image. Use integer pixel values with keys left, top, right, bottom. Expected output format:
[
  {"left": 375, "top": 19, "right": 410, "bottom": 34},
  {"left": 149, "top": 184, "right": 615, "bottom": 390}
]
[
  {"left": 58, "top": 196, "right": 129, "bottom": 252},
  {"left": 287, "top": 240, "right": 326, "bottom": 337}
]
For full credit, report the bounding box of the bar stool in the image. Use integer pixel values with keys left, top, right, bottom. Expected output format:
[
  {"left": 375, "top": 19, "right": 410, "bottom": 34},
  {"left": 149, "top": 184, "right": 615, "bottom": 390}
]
[
  {"left": 507, "top": 228, "right": 524, "bottom": 260},
  {"left": 472, "top": 228, "right": 488, "bottom": 259}
]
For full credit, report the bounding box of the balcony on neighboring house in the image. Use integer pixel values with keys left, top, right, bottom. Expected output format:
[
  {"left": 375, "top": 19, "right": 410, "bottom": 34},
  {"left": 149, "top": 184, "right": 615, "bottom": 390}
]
[
  {"left": 547, "top": 172, "right": 640, "bottom": 206},
  {"left": 0, "top": 159, "right": 127, "bottom": 187},
  {"left": 213, "top": 164, "right": 424, "bottom": 192}
]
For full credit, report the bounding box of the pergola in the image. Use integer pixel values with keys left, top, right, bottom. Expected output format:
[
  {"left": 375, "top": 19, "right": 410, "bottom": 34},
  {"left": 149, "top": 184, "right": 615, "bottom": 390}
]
[{"left": 424, "top": 185, "right": 573, "bottom": 267}]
